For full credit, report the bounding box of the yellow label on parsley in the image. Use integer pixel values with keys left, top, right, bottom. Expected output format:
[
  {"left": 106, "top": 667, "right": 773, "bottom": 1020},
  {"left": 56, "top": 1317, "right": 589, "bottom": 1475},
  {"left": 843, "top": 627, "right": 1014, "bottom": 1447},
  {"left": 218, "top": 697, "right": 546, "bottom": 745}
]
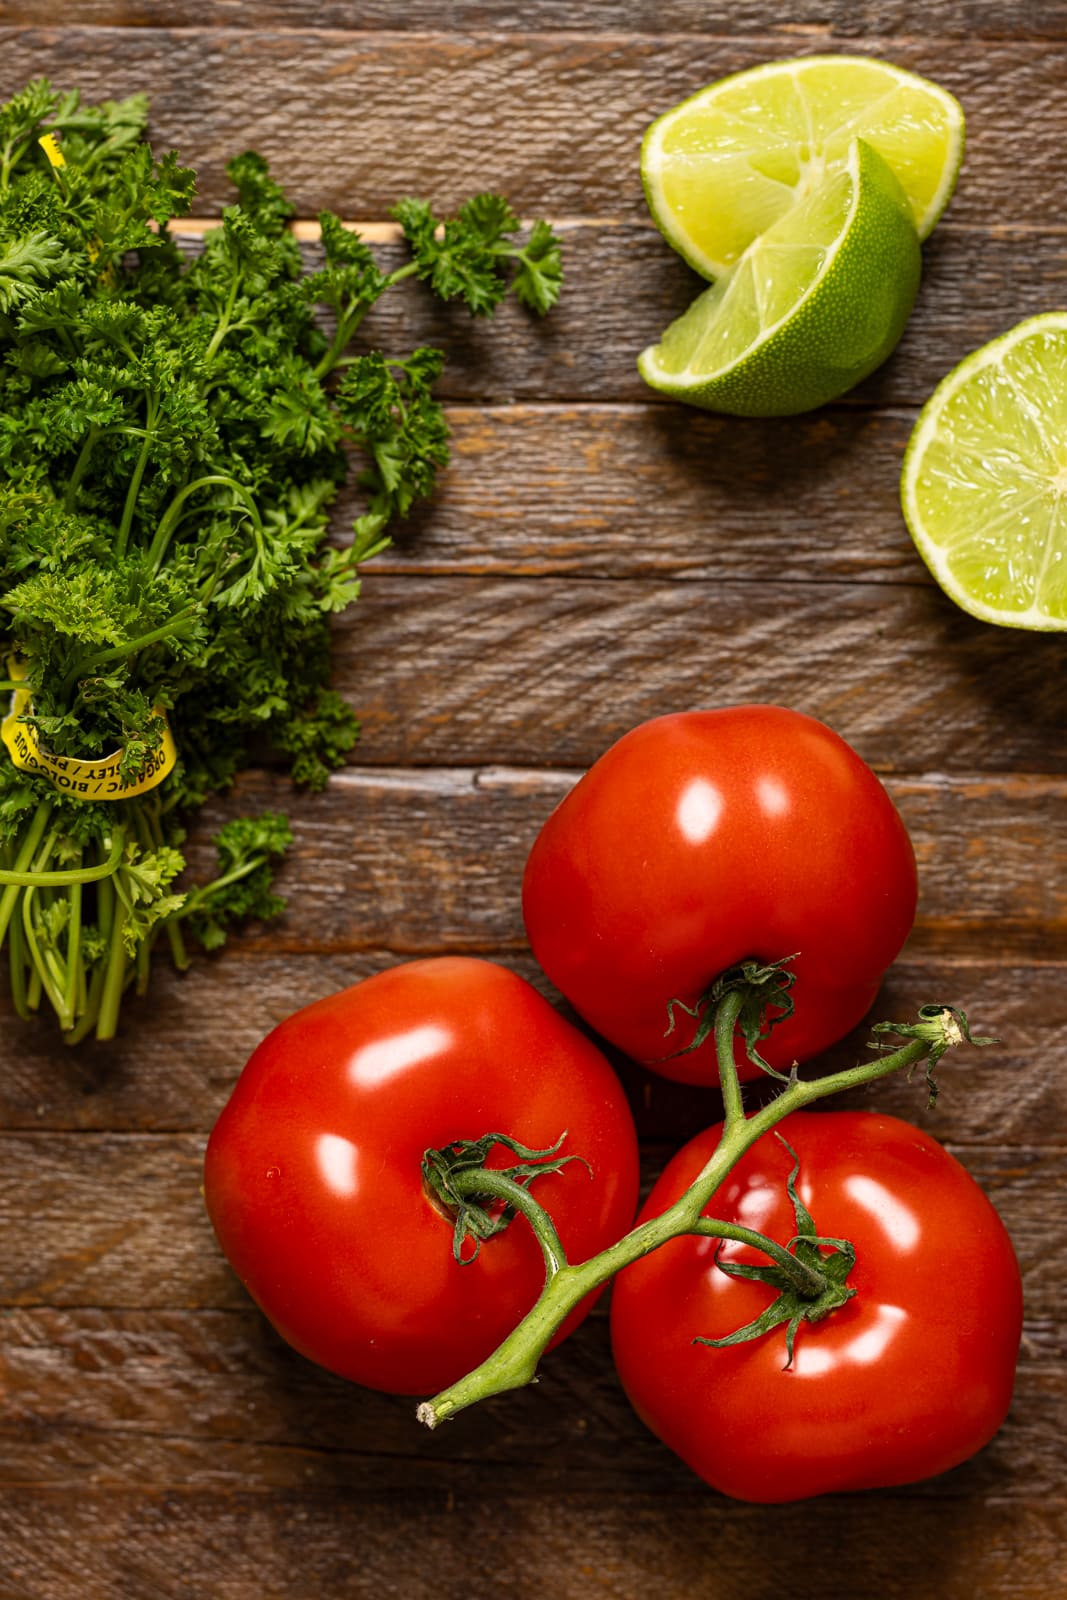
[
  {"left": 38, "top": 133, "right": 66, "bottom": 169},
  {"left": 1, "top": 660, "right": 177, "bottom": 801}
]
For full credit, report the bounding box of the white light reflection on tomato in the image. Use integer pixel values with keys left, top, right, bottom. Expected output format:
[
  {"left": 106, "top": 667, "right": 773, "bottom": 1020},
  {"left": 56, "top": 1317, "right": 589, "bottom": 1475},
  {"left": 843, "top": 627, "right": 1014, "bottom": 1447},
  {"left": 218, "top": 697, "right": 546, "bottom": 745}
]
[
  {"left": 792, "top": 1303, "right": 907, "bottom": 1377},
  {"left": 755, "top": 774, "right": 791, "bottom": 817},
  {"left": 348, "top": 1024, "right": 451, "bottom": 1089},
  {"left": 315, "top": 1132, "right": 360, "bottom": 1198},
  {"left": 844, "top": 1173, "right": 921, "bottom": 1252},
  {"left": 676, "top": 778, "right": 724, "bottom": 845}
]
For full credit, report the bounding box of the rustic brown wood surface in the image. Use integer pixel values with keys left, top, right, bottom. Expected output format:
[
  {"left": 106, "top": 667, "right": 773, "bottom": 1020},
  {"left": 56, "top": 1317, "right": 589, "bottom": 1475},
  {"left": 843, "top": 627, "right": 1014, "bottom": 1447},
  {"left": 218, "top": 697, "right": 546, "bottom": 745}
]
[{"left": 1, "top": 6, "right": 1065, "bottom": 1599}]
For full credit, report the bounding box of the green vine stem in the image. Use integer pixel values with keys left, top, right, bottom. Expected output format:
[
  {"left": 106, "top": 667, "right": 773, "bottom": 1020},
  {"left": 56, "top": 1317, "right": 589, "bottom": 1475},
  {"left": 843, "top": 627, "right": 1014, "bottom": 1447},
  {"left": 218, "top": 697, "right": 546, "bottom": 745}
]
[{"left": 416, "top": 971, "right": 991, "bottom": 1429}]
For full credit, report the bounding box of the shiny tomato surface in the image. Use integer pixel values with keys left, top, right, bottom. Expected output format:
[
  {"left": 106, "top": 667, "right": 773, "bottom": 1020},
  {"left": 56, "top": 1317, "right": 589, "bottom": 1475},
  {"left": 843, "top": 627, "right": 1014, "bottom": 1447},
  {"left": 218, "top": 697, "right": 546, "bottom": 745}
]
[
  {"left": 204, "top": 957, "right": 639, "bottom": 1395},
  {"left": 522, "top": 706, "right": 917, "bottom": 1084},
  {"left": 610, "top": 1111, "right": 1022, "bottom": 1502}
]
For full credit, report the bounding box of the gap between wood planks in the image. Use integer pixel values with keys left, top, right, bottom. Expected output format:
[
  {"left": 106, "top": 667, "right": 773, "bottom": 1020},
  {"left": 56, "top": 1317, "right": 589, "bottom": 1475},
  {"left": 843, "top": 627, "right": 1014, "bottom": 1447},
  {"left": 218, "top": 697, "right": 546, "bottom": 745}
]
[{"left": 170, "top": 217, "right": 1067, "bottom": 238}]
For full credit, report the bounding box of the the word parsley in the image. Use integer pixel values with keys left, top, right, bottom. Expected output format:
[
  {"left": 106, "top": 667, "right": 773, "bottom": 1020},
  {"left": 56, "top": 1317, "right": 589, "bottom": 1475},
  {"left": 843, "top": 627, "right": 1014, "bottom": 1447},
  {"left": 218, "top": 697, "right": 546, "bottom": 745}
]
[{"left": 0, "top": 79, "right": 562, "bottom": 1041}]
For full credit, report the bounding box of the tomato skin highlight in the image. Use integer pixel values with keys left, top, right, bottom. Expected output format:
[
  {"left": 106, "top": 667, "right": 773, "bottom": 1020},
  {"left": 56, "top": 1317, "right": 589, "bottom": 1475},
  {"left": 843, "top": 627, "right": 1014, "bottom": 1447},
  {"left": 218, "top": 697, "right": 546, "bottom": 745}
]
[
  {"left": 204, "top": 957, "right": 639, "bottom": 1395},
  {"left": 522, "top": 706, "right": 917, "bottom": 1085},
  {"left": 610, "top": 1111, "right": 1022, "bottom": 1502}
]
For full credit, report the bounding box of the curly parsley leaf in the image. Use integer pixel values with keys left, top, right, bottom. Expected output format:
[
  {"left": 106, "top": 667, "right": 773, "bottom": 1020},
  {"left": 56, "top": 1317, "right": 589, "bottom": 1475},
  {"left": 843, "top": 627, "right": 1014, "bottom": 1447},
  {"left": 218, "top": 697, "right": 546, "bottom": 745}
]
[{"left": 392, "top": 193, "right": 563, "bottom": 315}]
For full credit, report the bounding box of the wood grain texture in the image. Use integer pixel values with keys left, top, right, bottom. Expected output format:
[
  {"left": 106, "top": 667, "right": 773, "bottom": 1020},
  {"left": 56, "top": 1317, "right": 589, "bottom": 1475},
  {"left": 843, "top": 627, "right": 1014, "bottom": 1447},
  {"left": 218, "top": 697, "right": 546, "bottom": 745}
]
[
  {"left": 0, "top": 1134, "right": 1054, "bottom": 1309},
  {"left": 0, "top": 1489, "right": 1063, "bottom": 1600},
  {"left": 2, "top": 30, "right": 1065, "bottom": 227},
  {"left": 5, "top": 2, "right": 1067, "bottom": 39},
  {"left": 329, "top": 575, "right": 1067, "bottom": 772},
  {"left": 365, "top": 400, "right": 1049, "bottom": 579},
  {"left": 1, "top": 949, "right": 1061, "bottom": 1146},
  {"left": 178, "top": 768, "right": 1063, "bottom": 956},
  {"left": 0, "top": 1298, "right": 1060, "bottom": 1491}
]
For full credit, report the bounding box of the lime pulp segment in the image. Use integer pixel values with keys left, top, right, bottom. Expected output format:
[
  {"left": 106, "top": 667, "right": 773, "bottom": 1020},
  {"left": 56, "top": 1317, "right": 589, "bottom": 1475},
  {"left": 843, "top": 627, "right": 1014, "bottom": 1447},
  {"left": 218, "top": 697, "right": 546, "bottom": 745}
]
[
  {"left": 902, "top": 315, "right": 1067, "bottom": 629},
  {"left": 642, "top": 55, "right": 964, "bottom": 280},
  {"left": 644, "top": 161, "right": 853, "bottom": 380}
]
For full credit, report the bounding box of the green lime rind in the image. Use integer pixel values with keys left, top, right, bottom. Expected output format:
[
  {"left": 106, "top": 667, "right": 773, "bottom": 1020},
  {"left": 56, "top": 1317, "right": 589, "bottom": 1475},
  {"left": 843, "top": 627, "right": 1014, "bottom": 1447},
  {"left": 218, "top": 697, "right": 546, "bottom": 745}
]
[
  {"left": 638, "top": 139, "right": 921, "bottom": 418},
  {"left": 901, "top": 312, "right": 1067, "bottom": 631},
  {"left": 642, "top": 54, "right": 964, "bottom": 282}
]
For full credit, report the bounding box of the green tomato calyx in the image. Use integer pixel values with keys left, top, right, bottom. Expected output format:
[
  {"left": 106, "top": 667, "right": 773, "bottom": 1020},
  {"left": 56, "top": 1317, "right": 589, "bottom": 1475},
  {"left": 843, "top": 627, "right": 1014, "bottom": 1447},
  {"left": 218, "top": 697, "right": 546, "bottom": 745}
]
[
  {"left": 422, "top": 1131, "right": 586, "bottom": 1265},
  {"left": 868, "top": 1005, "right": 998, "bottom": 1108},
  {"left": 694, "top": 1135, "right": 857, "bottom": 1370},
  {"left": 664, "top": 953, "right": 798, "bottom": 1075}
]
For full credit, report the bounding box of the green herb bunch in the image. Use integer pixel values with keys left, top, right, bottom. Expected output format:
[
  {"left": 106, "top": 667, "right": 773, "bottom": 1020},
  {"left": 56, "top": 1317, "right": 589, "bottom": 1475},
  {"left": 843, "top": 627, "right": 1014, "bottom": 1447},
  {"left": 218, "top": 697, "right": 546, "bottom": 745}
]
[{"left": 0, "top": 79, "right": 562, "bottom": 1042}]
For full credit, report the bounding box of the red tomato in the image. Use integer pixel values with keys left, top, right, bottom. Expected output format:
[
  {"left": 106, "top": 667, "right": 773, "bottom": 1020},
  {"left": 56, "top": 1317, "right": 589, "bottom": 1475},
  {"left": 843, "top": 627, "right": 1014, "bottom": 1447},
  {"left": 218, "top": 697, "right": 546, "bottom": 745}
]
[
  {"left": 522, "top": 706, "right": 917, "bottom": 1084},
  {"left": 204, "top": 957, "right": 639, "bottom": 1396},
  {"left": 610, "top": 1111, "right": 1022, "bottom": 1501}
]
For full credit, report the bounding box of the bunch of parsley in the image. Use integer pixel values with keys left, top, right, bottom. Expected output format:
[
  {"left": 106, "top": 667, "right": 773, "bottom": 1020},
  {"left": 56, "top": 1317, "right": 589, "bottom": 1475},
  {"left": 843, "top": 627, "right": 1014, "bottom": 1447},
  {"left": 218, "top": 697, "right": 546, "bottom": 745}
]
[{"left": 0, "top": 79, "right": 561, "bottom": 1041}]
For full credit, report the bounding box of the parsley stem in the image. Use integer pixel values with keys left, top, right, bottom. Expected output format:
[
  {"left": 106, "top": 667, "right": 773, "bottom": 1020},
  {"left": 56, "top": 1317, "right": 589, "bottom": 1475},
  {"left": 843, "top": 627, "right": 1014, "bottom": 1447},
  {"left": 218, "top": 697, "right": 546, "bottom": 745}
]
[
  {"left": 149, "top": 474, "right": 262, "bottom": 571},
  {"left": 63, "top": 879, "right": 82, "bottom": 1023},
  {"left": 65, "top": 867, "right": 113, "bottom": 1046},
  {"left": 115, "top": 394, "right": 158, "bottom": 557},
  {"left": 0, "top": 800, "right": 51, "bottom": 946},
  {"left": 7, "top": 901, "right": 30, "bottom": 1019},
  {"left": 0, "top": 826, "right": 124, "bottom": 886},
  {"left": 0, "top": 131, "right": 33, "bottom": 190},
  {"left": 95, "top": 881, "right": 129, "bottom": 1041},
  {"left": 59, "top": 611, "right": 197, "bottom": 701},
  {"left": 173, "top": 853, "right": 268, "bottom": 918},
  {"left": 204, "top": 272, "right": 240, "bottom": 364},
  {"left": 65, "top": 426, "right": 100, "bottom": 510},
  {"left": 21, "top": 887, "right": 71, "bottom": 1030},
  {"left": 311, "top": 265, "right": 419, "bottom": 382}
]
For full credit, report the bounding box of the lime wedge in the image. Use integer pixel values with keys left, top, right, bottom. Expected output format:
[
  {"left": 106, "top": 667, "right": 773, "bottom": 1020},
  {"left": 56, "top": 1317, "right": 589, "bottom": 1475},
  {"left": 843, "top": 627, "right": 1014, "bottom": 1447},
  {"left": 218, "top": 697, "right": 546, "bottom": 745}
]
[
  {"left": 638, "top": 139, "right": 920, "bottom": 417},
  {"left": 901, "top": 314, "right": 1067, "bottom": 630},
  {"left": 642, "top": 54, "right": 964, "bottom": 281}
]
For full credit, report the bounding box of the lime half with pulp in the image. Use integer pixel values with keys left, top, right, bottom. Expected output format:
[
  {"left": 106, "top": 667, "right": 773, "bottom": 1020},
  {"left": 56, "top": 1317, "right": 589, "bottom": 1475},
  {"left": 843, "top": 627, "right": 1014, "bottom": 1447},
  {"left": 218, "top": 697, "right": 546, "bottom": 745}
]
[
  {"left": 901, "top": 314, "right": 1067, "bottom": 630},
  {"left": 642, "top": 54, "right": 964, "bottom": 281},
  {"left": 638, "top": 138, "right": 920, "bottom": 417}
]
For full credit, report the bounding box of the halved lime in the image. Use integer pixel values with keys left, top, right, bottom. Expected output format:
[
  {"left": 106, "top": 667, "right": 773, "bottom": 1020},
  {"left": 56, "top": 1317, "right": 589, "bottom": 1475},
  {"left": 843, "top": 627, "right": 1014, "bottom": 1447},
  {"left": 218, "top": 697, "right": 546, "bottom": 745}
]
[
  {"left": 638, "top": 139, "right": 920, "bottom": 417},
  {"left": 642, "top": 54, "right": 964, "bottom": 281},
  {"left": 901, "top": 314, "right": 1067, "bottom": 630}
]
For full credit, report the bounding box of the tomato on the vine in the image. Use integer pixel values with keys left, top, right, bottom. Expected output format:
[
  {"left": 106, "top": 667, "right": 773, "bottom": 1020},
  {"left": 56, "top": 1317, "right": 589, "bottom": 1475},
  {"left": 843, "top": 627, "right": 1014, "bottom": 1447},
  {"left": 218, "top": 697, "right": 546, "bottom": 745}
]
[
  {"left": 204, "top": 957, "right": 639, "bottom": 1396},
  {"left": 522, "top": 706, "right": 918, "bottom": 1084},
  {"left": 610, "top": 1111, "right": 1022, "bottom": 1502}
]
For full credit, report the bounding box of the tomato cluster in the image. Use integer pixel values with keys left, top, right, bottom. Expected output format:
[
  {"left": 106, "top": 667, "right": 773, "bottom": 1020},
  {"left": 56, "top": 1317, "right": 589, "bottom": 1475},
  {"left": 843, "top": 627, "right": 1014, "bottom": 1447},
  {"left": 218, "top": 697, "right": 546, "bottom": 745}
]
[{"left": 204, "top": 705, "right": 1022, "bottom": 1501}]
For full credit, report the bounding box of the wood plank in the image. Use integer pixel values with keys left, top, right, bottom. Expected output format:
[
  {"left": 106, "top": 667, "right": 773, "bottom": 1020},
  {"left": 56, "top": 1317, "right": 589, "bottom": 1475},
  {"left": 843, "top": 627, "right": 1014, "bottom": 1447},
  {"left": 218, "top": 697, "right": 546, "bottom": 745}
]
[
  {"left": 0, "top": 946, "right": 1060, "bottom": 1147},
  {"left": 0, "top": 1487, "right": 1062, "bottom": 1600},
  {"left": 6, "top": 3, "right": 1066, "bottom": 40},
  {"left": 328, "top": 575, "right": 1067, "bottom": 772},
  {"left": 0, "top": 1302, "right": 1059, "bottom": 1494},
  {"left": 0, "top": 1132, "right": 1055, "bottom": 1310},
  {"left": 1, "top": 32, "right": 1063, "bottom": 227},
  {"left": 1, "top": 764, "right": 1061, "bottom": 1133},
  {"left": 162, "top": 221, "right": 1067, "bottom": 407},
  {"left": 181, "top": 768, "right": 1065, "bottom": 954},
  {"left": 364, "top": 403, "right": 925, "bottom": 580},
  {"left": 362, "top": 401, "right": 1053, "bottom": 580}
]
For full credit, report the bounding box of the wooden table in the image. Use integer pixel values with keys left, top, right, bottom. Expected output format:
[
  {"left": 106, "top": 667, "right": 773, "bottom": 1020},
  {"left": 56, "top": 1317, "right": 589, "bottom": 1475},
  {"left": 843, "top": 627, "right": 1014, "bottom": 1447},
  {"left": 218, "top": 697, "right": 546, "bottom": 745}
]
[{"left": 1, "top": 5, "right": 1065, "bottom": 1597}]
